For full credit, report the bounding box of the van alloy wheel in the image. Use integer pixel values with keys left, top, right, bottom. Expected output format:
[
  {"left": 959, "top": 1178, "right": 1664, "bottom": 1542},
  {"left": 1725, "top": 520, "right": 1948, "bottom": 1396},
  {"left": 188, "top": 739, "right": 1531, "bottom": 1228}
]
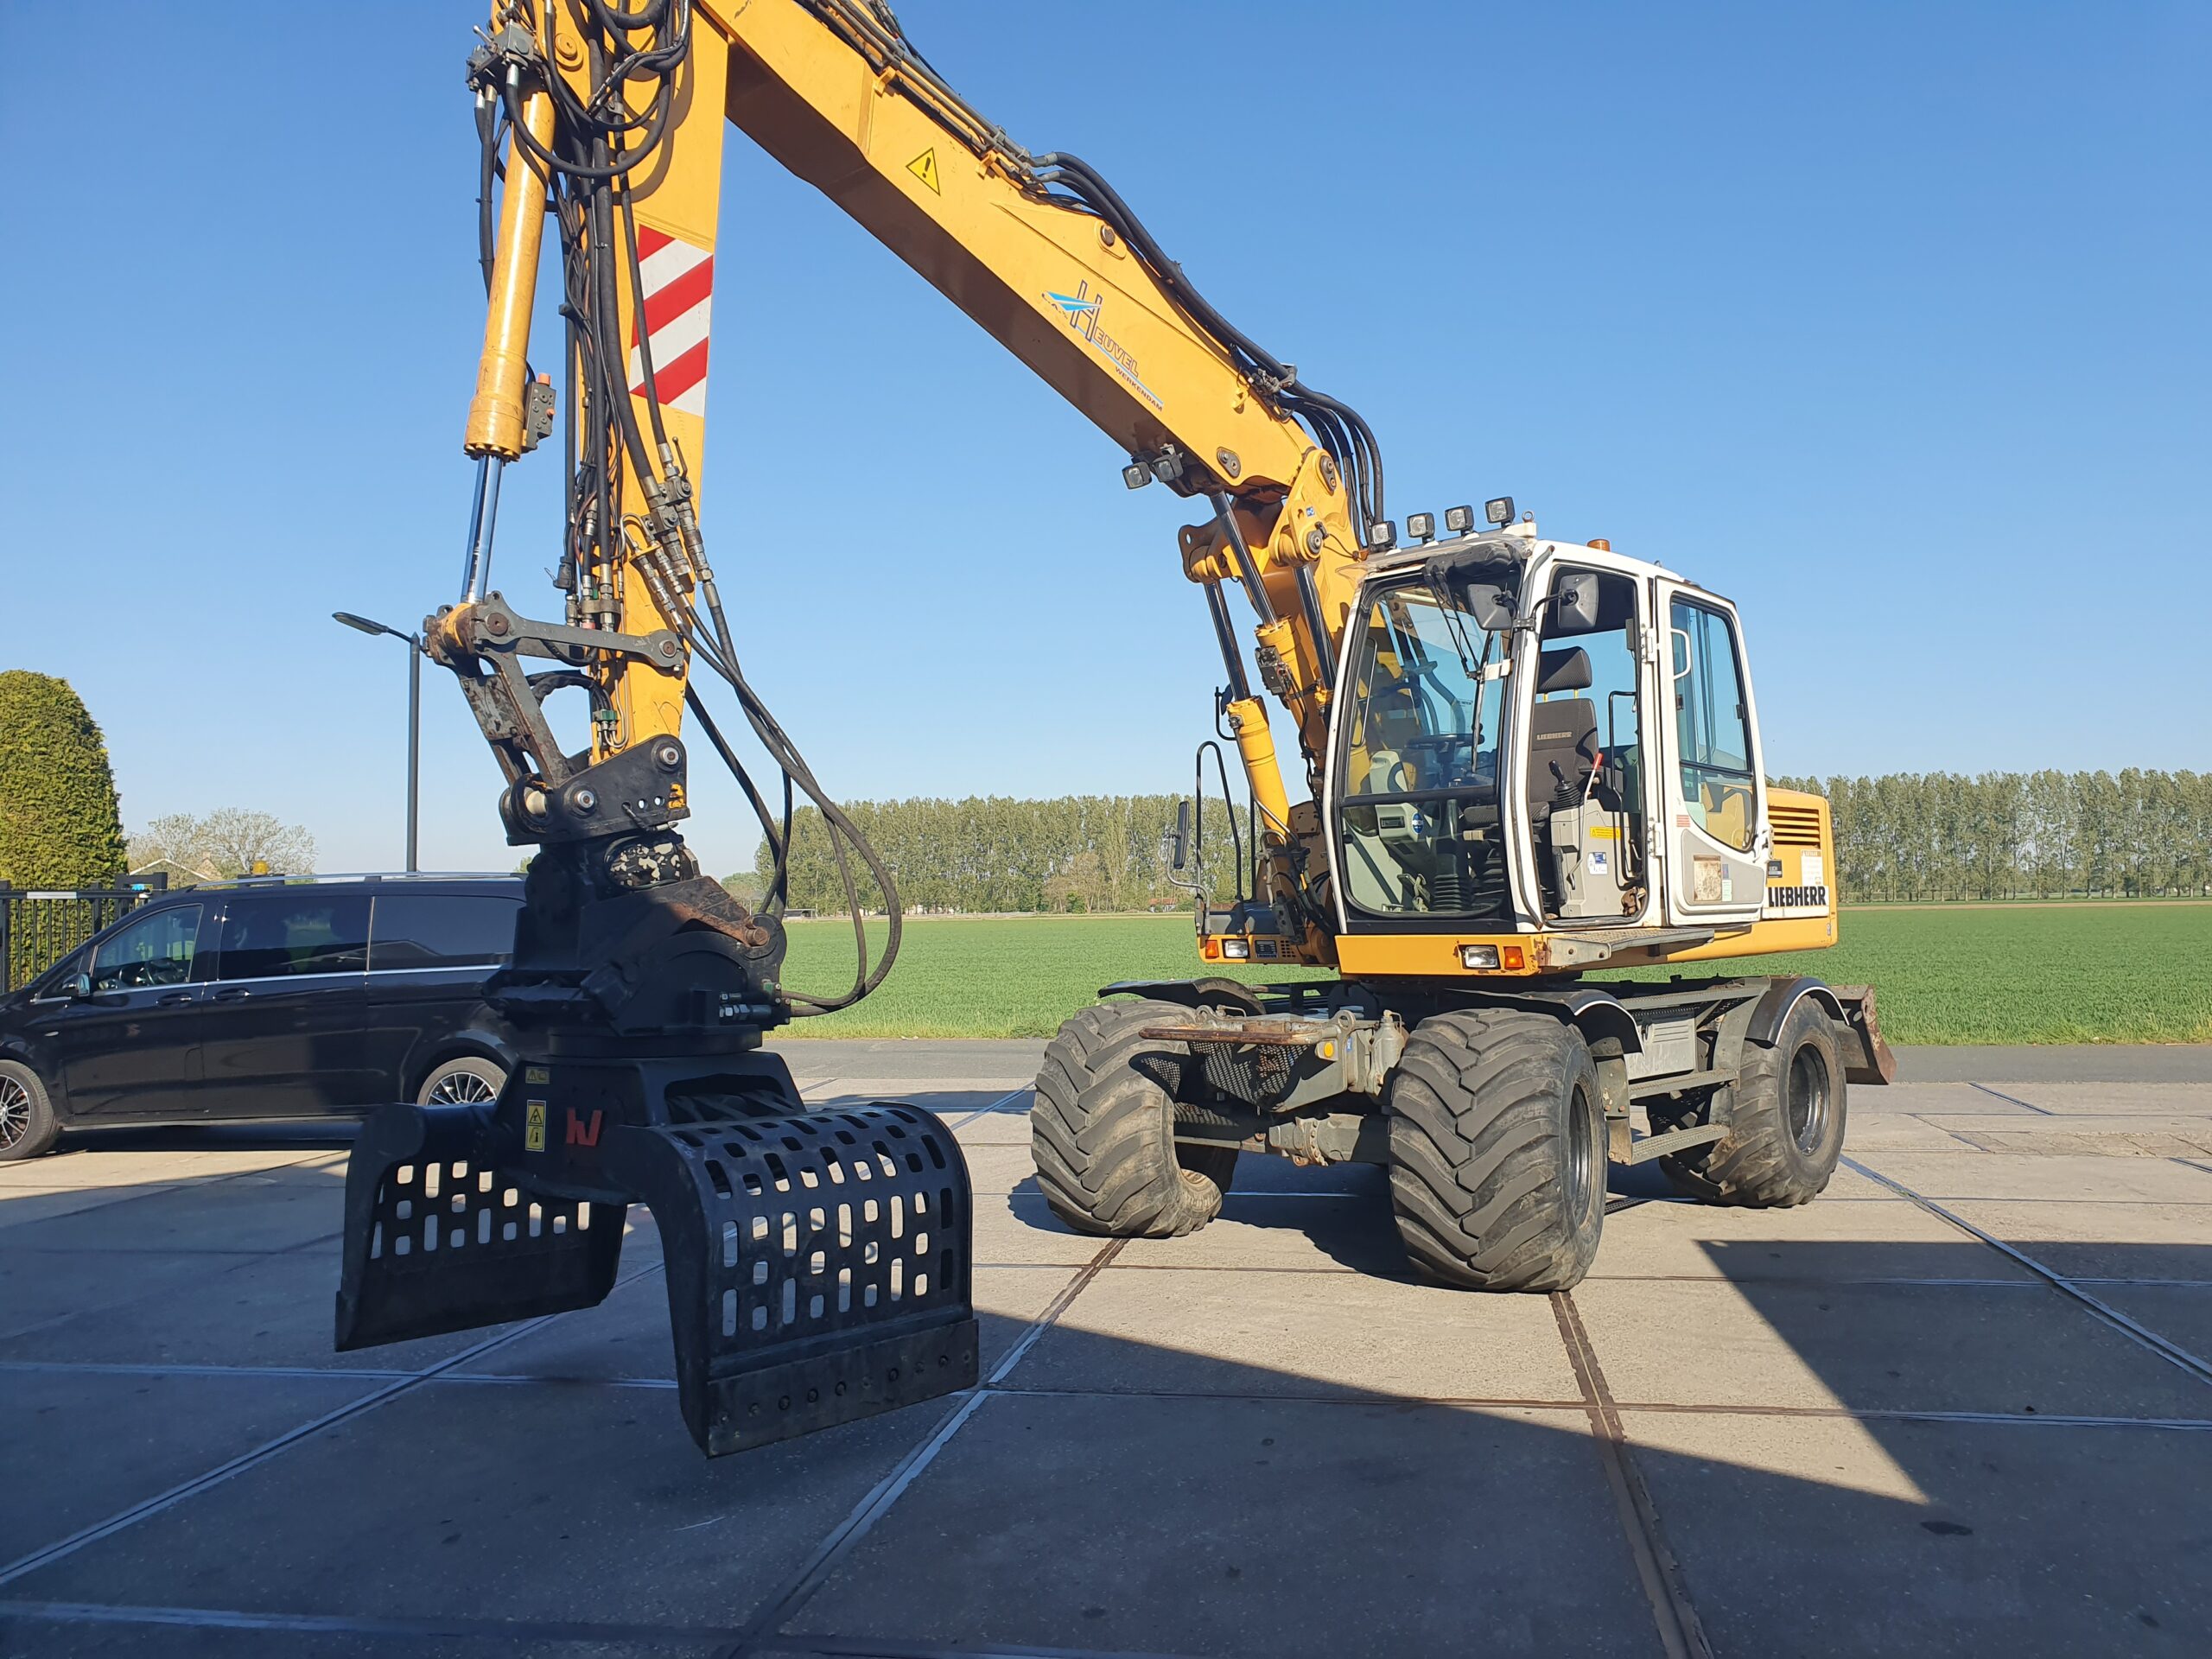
[
  {"left": 425, "top": 1067, "right": 501, "bottom": 1106},
  {"left": 0, "top": 1073, "right": 29, "bottom": 1150}
]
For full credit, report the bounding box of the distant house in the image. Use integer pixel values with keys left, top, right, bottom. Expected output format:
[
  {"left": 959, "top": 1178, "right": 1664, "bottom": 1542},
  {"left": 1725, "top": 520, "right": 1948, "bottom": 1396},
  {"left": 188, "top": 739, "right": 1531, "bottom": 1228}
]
[{"left": 126, "top": 859, "right": 219, "bottom": 890}]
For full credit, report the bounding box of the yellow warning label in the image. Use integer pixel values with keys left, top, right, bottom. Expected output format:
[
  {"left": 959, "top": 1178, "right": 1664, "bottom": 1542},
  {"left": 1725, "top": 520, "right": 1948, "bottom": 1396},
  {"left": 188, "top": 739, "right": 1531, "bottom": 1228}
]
[
  {"left": 524, "top": 1100, "right": 547, "bottom": 1153},
  {"left": 525, "top": 1065, "right": 550, "bottom": 1085},
  {"left": 906, "top": 148, "right": 941, "bottom": 194}
]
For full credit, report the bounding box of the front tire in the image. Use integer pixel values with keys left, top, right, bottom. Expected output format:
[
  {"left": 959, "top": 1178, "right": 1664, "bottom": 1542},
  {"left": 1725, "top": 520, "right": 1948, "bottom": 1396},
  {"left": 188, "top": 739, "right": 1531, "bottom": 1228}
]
[
  {"left": 1385, "top": 1011, "right": 1605, "bottom": 1292},
  {"left": 0, "top": 1060, "right": 62, "bottom": 1162},
  {"left": 1032, "top": 1000, "right": 1236, "bottom": 1238},
  {"left": 1662, "top": 997, "right": 1847, "bottom": 1206},
  {"left": 415, "top": 1056, "right": 507, "bottom": 1109}
]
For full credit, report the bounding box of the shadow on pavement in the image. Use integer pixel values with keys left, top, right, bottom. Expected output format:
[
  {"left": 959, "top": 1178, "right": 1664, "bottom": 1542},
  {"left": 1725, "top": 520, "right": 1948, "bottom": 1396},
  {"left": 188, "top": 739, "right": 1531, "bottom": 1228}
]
[{"left": 0, "top": 1095, "right": 2205, "bottom": 1657}]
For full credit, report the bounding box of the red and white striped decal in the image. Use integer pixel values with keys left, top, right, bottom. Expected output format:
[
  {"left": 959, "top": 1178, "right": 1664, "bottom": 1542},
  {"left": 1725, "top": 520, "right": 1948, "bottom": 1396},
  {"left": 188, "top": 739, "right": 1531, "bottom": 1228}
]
[{"left": 627, "top": 226, "right": 713, "bottom": 418}]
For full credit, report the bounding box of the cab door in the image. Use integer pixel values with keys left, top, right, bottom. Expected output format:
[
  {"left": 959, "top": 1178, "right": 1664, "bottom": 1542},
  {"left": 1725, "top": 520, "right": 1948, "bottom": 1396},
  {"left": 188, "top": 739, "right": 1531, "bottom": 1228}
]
[{"left": 1655, "top": 583, "right": 1767, "bottom": 925}]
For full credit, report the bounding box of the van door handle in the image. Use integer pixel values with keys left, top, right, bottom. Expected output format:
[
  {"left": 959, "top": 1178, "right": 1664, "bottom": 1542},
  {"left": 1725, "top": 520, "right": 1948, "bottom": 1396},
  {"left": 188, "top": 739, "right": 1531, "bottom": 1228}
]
[
  {"left": 211, "top": 988, "right": 252, "bottom": 1002},
  {"left": 157, "top": 992, "right": 196, "bottom": 1007}
]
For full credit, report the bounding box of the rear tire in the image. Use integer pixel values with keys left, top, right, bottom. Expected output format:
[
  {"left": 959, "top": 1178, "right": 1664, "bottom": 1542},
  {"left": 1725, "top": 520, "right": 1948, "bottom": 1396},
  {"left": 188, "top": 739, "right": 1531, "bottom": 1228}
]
[
  {"left": 1662, "top": 998, "right": 1847, "bottom": 1206},
  {"left": 415, "top": 1056, "right": 507, "bottom": 1109},
  {"left": 0, "top": 1060, "right": 62, "bottom": 1162},
  {"left": 1032, "top": 1000, "right": 1235, "bottom": 1238},
  {"left": 1385, "top": 1010, "right": 1605, "bottom": 1291}
]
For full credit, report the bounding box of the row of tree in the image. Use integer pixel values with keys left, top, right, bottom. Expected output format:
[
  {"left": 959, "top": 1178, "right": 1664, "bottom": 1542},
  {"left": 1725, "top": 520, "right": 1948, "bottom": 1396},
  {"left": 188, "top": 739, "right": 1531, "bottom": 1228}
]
[
  {"left": 1777, "top": 771, "right": 2212, "bottom": 902},
  {"left": 746, "top": 795, "right": 1227, "bottom": 915},
  {"left": 748, "top": 772, "right": 2212, "bottom": 915}
]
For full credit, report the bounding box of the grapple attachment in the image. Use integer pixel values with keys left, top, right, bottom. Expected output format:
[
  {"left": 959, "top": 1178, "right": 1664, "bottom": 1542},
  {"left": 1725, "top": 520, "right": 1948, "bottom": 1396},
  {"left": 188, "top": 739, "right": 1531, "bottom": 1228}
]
[{"left": 336, "top": 1050, "right": 978, "bottom": 1456}]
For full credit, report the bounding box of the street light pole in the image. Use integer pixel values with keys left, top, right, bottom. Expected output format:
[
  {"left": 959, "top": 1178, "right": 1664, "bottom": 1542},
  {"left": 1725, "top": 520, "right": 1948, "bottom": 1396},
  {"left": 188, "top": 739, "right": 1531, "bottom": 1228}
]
[
  {"left": 404, "top": 641, "right": 421, "bottom": 874},
  {"left": 334, "top": 612, "right": 424, "bottom": 874}
]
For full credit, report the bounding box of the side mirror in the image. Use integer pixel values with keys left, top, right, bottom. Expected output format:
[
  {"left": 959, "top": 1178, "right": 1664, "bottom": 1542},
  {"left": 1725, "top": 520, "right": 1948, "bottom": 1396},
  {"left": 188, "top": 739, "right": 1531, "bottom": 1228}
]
[
  {"left": 1166, "top": 798, "right": 1192, "bottom": 872},
  {"left": 1554, "top": 570, "right": 1602, "bottom": 632},
  {"left": 1465, "top": 582, "right": 1517, "bottom": 632},
  {"left": 68, "top": 972, "right": 94, "bottom": 1000}
]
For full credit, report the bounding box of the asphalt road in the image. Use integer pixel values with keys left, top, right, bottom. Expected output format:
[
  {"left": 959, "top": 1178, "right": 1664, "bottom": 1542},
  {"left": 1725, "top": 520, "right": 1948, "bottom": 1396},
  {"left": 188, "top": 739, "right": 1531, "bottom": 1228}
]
[{"left": 3, "top": 1042, "right": 2209, "bottom": 1656}]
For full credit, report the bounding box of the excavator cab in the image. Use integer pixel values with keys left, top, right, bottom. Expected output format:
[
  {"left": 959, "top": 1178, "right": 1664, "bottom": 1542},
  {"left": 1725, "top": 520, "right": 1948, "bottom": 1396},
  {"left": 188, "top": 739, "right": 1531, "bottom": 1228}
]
[{"left": 1327, "top": 520, "right": 1761, "bottom": 944}]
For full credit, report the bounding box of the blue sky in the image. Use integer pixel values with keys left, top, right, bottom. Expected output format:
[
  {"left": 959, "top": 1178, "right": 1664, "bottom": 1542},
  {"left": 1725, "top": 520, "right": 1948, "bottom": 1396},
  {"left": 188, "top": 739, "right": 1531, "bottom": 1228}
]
[{"left": 3, "top": 2, "right": 2204, "bottom": 879}]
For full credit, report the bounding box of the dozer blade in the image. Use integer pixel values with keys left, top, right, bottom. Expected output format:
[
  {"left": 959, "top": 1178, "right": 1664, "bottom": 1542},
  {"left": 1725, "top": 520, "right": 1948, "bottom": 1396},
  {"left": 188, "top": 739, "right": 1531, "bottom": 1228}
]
[{"left": 335, "top": 1058, "right": 977, "bottom": 1456}]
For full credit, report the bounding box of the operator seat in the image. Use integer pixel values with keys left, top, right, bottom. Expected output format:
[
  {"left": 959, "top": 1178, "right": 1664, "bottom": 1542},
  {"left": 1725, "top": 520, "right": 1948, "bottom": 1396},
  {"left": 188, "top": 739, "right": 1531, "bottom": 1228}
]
[{"left": 1527, "top": 647, "right": 1599, "bottom": 813}]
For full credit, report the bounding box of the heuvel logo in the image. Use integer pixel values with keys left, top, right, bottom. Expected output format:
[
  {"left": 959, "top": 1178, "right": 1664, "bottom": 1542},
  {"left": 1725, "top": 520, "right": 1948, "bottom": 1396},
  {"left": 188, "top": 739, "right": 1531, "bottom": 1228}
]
[
  {"left": 1045, "top": 281, "right": 1163, "bottom": 410},
  {"left": 565, "top": 1109, "right": 604, "bottom": 1147}
]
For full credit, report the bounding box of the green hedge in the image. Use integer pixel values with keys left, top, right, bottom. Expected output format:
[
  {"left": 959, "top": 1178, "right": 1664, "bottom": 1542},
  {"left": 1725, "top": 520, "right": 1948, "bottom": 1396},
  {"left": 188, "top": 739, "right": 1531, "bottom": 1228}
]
[{"left": 0, "top": 671, "right": 125, "bottom": 888}]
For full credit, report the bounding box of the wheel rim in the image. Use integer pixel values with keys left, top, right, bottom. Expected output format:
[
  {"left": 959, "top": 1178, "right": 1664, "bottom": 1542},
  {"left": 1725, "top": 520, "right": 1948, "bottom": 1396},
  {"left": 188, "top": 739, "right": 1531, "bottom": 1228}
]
[
  {"left": 1786, "top": 1046, "right": 1831, "bottom": 1154},
  {"left": 0, "top": 1075, "right": 28, "bottom": 1150},
  {"left": 1565, "top": 1079, "right": 1598, "bottom": 1215},
  {"left": 428, "top": 1069, "right": 499, "bottom": 1106}
]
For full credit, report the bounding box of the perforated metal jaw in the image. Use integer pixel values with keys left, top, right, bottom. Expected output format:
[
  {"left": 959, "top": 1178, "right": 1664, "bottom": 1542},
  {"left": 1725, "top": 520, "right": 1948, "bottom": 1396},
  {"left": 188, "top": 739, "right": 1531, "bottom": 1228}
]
[{"left": 335, "top": 1058, "right": 978, "bottom": 1456}]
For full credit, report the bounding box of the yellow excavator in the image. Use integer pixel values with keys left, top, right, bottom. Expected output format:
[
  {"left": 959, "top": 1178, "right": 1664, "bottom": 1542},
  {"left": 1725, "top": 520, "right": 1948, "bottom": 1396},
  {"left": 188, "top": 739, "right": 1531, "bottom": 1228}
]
[{"left": 337, "top": 0, "right": 1892, "bottom": 1457}]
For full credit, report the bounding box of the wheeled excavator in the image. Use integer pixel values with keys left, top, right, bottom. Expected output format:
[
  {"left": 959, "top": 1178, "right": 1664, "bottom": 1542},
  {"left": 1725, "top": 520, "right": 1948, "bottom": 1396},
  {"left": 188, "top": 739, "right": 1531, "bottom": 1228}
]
[{"left": 337, "top": 0, "right": 1894, "bottom": 1458}]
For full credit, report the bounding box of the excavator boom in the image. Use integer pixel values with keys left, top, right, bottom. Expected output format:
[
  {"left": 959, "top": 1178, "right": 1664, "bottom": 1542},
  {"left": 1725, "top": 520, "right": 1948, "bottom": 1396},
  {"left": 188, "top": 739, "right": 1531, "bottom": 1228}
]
[{"left": 335, "top": 0, "right": 1878, "bottom": 1456}]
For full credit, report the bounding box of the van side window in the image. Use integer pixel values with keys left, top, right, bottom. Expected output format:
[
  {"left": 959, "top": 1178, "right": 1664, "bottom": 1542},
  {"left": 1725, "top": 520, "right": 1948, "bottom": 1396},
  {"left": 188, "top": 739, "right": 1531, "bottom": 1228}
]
[
  {"left": 217, "top": 893, "right": 371, "bottom": 980},
  {"left": 368, "top": 893, "right": 521, "bottom": 970},
  {"left": 89, "top": 905, "right": 203, "bottom": 991}
]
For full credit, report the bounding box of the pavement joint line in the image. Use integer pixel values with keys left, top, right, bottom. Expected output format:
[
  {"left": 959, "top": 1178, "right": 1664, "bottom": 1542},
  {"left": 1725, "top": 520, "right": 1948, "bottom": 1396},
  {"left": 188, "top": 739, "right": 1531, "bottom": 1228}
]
[
  {"left": 1550, "top": 1290, "right": 1711, "bottom": 1659},
  {"left": 725, "top": 1241, "right": 1127, "bottom": 1659},
  {"left": 1006, "top": 1189, "right": 1363, "bottom": 1204},
  {"left": 0, "top": 1232, "right": 347, "bottom": 1346},
  {"left": 760, "top": 1636, "right": 1199, "bottom": 1659},
  {"left": 0, "top": 1598, "right": 736, "bottom": 1647},
  {"left": 0, "top": 1258, "right": 667, "bottom": 1591},
  {"left": 949, "top": 1087, "right": 1032, "bottom": 1128},
  {"left": 1610, "top": 1403, "right": 2212, "bottom": 1430},
  {"left": 1966, "top": 1081, "right": 2056, "bottom": 1116},
  {"left": 10, "top": 1357, "right": 2204, "bottom": 1432},
  {"left": 1840, "top": 1155, "right": 2212, "bottom": 1389}
]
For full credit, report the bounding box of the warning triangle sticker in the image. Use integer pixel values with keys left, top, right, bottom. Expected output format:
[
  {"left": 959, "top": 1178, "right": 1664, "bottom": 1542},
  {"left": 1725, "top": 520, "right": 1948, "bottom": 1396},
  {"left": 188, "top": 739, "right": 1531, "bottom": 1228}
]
[{"left": 906, "top": 148, "right": 941, "bottom": 194}]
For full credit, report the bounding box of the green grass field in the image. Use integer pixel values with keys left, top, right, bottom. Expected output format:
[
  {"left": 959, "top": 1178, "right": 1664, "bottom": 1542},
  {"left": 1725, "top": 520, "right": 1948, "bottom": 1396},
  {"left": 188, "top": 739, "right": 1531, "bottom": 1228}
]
[{"left": 775, "top": 904, "right": 2212, "bottom": 1045}]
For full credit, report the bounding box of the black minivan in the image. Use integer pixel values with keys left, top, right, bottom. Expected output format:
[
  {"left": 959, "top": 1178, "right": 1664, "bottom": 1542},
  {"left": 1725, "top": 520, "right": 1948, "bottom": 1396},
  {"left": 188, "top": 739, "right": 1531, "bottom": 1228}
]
[{"left": 0, "top": 874, "right": 524, "bottom": 1160}]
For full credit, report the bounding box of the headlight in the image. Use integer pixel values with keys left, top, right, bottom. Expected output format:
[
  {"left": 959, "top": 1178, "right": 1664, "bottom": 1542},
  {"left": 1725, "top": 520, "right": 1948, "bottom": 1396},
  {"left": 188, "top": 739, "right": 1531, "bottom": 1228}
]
[
  {"left": 1459, "top": 944, "right": 1500, "bottom": 969},
  {"left": 1220, "top": 938, "right": 1252, "bottom": 960}
]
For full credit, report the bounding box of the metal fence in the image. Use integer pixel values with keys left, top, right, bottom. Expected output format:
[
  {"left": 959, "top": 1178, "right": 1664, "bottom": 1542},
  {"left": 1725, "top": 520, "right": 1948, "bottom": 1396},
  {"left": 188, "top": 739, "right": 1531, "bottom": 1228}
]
[{"left": 0, "top": 880, "right": 166, "bottom": 993}]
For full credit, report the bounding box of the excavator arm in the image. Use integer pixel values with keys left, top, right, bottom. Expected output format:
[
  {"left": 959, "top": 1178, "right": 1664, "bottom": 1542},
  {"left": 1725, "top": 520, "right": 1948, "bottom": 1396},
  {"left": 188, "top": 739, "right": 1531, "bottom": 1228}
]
[{"left": 334, "top": 0, "right": 1388, "bottom": 1458}]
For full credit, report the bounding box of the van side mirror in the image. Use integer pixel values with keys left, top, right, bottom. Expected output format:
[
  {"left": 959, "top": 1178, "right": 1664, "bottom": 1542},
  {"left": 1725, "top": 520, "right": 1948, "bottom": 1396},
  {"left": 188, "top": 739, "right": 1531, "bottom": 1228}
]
[
  {"left": 68, "top": 972, "right": 94, "bottom": 1000},
  {"left": 1554, "top": 570, "right": 1602, "bottom": 632}
]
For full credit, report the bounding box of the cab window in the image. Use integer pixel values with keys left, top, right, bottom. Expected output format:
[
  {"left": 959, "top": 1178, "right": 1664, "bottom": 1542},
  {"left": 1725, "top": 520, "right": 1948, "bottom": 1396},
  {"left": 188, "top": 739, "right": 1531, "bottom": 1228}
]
[
  {"left": 89, "top": 904, "right": 203, "bottom": 991},
  {"left": 1670, "top": 599, "right": 1756, "bottom": 852},
  {"left": 217, "top": 893, "right": 371, "bottom": 980},
  {"left": 1535, "top": 568, "right": 1646, "bottom": 922},
  {"left": 1338, "top": 582, "right": 1510, "bottom": 918}
]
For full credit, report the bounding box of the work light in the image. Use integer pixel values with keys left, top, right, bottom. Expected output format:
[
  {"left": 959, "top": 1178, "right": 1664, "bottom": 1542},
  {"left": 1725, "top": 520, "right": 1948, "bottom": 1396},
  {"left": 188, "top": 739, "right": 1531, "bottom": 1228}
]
[
  {"left": 1444, "top": 505, "right": 1475, "bottom": 533},
  {"left": 1407, "top": 512, "right": 1435, "bottom": 543},
  {"left": 1484, "top": 497, "right": 1515, "bottom": 527}
]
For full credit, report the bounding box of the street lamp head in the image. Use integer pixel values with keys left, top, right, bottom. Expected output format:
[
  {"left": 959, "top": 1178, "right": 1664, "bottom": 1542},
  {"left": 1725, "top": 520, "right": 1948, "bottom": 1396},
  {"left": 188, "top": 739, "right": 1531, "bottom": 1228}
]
[{"left": 333, "top": 610, "right": 403, "bottom": 641}]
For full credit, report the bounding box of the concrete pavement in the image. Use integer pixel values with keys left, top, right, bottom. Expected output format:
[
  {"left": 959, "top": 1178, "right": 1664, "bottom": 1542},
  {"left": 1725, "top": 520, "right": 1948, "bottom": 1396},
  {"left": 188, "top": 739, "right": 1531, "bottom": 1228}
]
[{"left": 1, "top": 1044, "right": 2209, "bottom": 1656}]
